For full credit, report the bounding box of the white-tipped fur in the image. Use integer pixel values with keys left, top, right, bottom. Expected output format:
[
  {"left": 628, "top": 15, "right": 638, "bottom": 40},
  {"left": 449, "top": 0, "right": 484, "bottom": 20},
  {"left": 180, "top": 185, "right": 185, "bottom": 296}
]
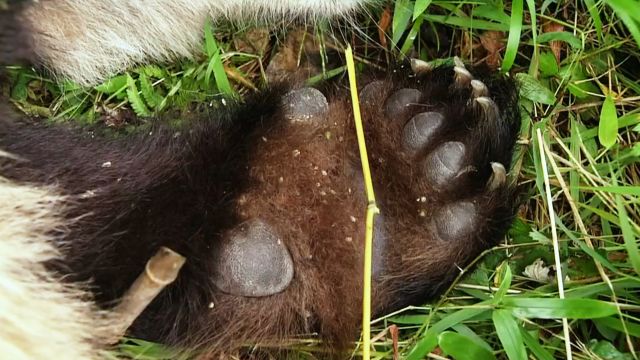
[
  {"left": 0, "top": 175, "right": 108, "bottom": 359},
  {"left": 23, "top": 0, "right": 369, "bottom": 85}
]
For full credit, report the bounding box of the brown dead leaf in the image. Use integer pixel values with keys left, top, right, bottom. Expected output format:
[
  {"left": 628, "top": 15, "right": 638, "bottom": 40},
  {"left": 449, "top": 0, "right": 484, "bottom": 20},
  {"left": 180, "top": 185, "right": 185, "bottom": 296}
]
[
  {"left": 479, "top": 31, "right": 505, "bottom": 70},
  {"left": 378, "top": 7, "right": 392, "bottom": 48},
  {"left": 543, "top": 22, "right": 565, "bottom": 63},
  {"left": 389, "top": 324, "right": 399, "bottom": 360}
]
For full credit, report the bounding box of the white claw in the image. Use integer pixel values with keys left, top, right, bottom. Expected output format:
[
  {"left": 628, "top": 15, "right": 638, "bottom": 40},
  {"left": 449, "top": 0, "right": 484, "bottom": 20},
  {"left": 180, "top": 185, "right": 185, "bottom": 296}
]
[
  {"left": 454, "top": 66, "right": 472, "bottom": 86},
  {"left": 453, "top": 56, "right": 465, "bottom": 68},
  {"left": 410, "top": 58, "right": 433, "bottom": 74},
  {"left": 487, "top": 162, "right": 507, "bottom": 191},
  {"left": 471, "top": 79, "right": 489, "bottom": 98},
  {"left": 474, "top": 96, "right": 499, "bottom": 120}
]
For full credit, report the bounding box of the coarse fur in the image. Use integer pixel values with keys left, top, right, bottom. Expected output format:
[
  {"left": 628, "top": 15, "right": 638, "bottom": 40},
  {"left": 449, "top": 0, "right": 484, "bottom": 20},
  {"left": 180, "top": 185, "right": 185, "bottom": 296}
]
[
  {"left": 0, "top": 170, "right": 110, "bottom": 359},
  {"left": 3, "top": 0, "right": 371, "bottom": 85},
  {"left": 1, "top": 63, "right": 521, "bottom": 357}
]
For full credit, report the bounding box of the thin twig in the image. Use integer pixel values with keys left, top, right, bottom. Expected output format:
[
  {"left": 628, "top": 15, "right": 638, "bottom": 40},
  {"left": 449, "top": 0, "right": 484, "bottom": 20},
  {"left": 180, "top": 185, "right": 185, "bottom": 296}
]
[{"left": 110, "top": 247, "right": 186, "bottom": 341}]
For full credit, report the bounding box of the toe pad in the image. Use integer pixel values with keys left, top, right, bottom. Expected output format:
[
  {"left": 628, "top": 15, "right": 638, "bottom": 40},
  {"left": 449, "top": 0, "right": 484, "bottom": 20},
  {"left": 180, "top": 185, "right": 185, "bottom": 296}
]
[
  {"left": 423, "top": 141, "right": 466, "bottom": 190},
  {"left": 402, "top": 112, "right": 444, "bottom": 152},
  {"left": 282, "top": 87, "right": 329, "bottom": 123},
  {"left": 434, "top": 201, "right": 478, "bottom": 241},
  {"left": 213, "top": 219, "right": 294, "bottom": 297}
]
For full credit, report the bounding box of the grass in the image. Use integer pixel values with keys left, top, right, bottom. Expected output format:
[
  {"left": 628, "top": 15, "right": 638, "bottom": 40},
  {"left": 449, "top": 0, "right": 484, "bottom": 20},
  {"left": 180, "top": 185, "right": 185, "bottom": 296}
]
[{"left": 5, "top": 0, "right": 640, "bottom": 359}]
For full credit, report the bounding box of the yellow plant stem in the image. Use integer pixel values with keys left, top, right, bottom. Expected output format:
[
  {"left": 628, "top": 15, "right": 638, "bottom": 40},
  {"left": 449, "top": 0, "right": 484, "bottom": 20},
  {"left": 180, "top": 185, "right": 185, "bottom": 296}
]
[{"left": 345, "top": 45, "right": 380, "bottom": 360}]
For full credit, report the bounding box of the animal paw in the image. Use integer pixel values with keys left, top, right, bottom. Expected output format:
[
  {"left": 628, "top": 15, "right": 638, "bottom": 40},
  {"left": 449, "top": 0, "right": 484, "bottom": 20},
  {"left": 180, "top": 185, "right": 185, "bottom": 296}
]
[
  {"left": 182, "top": 59, "right": 521, "bottom": 351},
  {"left": 356, "top": 59, "right": 521, "bottom": 310},
  {"left": 0, "top": 59, "right": 520, "bottom": 356}
]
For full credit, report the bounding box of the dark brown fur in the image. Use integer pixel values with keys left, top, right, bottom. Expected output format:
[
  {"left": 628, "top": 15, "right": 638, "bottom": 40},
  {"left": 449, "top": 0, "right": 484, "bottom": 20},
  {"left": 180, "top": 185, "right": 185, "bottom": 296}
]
[
  {"left": 0, "top": 2, "right": 35, "bottom": 65},
  {"left": 1, "top": 64, "right": 520, "bottom": 357}
]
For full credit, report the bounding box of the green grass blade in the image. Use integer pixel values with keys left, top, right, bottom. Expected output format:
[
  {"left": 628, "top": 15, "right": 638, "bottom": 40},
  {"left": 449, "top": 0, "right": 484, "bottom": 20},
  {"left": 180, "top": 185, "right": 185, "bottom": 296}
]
[
  {"left": 392, "top": 0, "right": 413, "bottom": 48},
  {"left": 502, "top": 298, "right": 619, "bottom": 318},
  {"left": 594, "top": 316, "right": 640, "bottom": 337},
  {"left": 584, "top": 0, "right": 604, "bottom": 40},
  {"left": 438, "top": 331, "right": 497, "bottom": 360},
  {"left": 520, "top": 327, "right": 555, "bottom": 360},
  {"left": 405, "top": 305, "right": 490, "bottom": 360},
  {"left": 502, "top": 0, "right": 524, "bottom": 71},
  {"left": 492, "top": 309, "right": 527, "bottom": 360},
  {"left": 605, "top": 0, "right": 640, "bottom": 46},
  {"left": 413, "top": 0, "right": 432, "bottom": 20},
  {"left": 615, "top": 192, "right": 640, "bottom": 274},
  {"left": 493, "top": 264, "right": 513, "bottom": 302},
  {"left": 422, "top": 14, "right": 511, "bottom": 31},
  {"left": 579, "top": 186, "right": 640, "bottom": 196},
  {"left": 203, "top": 21, "right": 233, "bottom": 96}
]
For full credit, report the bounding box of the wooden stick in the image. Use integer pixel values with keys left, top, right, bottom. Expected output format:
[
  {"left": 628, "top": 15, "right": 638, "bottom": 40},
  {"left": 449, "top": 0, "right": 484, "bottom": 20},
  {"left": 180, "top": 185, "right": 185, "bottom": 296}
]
[{"left": 111, "top": 246, "right": 186, "bottom": 341}]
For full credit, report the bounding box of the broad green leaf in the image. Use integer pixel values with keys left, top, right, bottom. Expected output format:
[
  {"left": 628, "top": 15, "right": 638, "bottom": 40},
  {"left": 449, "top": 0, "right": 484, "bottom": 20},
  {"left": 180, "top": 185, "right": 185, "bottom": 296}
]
[
  {"left": 537, "top": 31, "right": 583, "bottom": 49},
  {"left": 502, "top": 298, "right": 619, "bottom": 319},
  {"left": 599, "top": 94, "right": 618, "bottom": 148},
  {"left": 589, "top": 340, "right": 635, "bottom": 360},
  {"left": 538, "top": 51, "right": 559, "bottom": 77},
  {"left": 492, "top": 309, "right": 527, "bottom": 360},
  {"left": 516, "top": 73, "right": 556, "bottom": 105},
  {"left": 95, "top": 75, "right": 128, "bottom": 94},
  {"left": 438, "top": 331, "right": 496, "bottom": 360}
]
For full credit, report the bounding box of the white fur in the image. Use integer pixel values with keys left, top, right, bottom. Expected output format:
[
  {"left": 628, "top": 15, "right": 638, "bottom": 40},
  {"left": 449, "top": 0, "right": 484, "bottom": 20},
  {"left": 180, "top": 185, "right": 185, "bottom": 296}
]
[
  {"left": 0, "top": 176, "right": 108, "bottom": 359},
  {"left": 23, "top": 0, "right": 369, "bottom": 85}
]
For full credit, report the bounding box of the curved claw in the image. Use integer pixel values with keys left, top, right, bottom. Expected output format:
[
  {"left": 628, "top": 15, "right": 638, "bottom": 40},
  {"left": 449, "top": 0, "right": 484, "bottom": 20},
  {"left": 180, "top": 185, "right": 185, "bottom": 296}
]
[
  {"left": 410, "top": 58, "right": 433, "bottom": 74},
  {"left": 487, "top": 162, "right": 506, "bottom": 191},
  {"left": 453, "top": 56, "right": 465, "bottom": 68},
  {"left": 471, "top": 79, "right": 489, "bottom": 98},
  {"left": 474, "top": 96, "right": 499, "bottom": 120},
  {"left": 454, "top": 66, "right": 472, "bottom": 87}
]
